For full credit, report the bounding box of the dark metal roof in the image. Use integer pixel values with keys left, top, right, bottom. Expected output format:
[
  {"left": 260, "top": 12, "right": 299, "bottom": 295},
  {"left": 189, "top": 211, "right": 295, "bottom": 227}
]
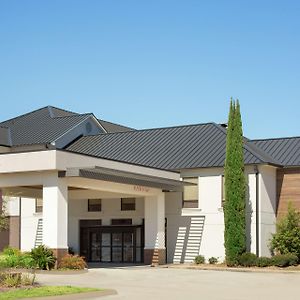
[
  {"left": 0, "top": 106, "right": 133, "bottom": 146},
  {"left": 97, "top": 119, "right": 134, "bottom": 133},
  {"left": 0, "top": 107, "right": 94, "bottom": 146},
  {"left": 251, "top": 137, "right": 300, "bottom": 167},
  {"left": 66, "top": 123, "right": 281, "bottom": 170},
  {"left": 60, "top": 166, "right": 188, "bottom": 191},
  {"left": 0, "top": 126, "right": 11, "bottom": 146}
]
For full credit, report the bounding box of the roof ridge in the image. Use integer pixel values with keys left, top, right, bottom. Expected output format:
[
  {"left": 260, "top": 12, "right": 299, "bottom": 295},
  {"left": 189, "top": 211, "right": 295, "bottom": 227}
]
[
  {"left": 52, "top": 113, "right": 93, "bottom": 119},
  {"left": 47, "top": 105, "right": 78, "bottom": 116},
  {"left": 0, "top": 106, "right": 51, "bottom": 125},
  {"left": 212, "top": 123, "right": 282, "bottom": 166},
  {"left": 251, "top": 136, "right": 300, "bottom": 142},
  {"left": 80, "top": 122, "right": 217, "bottom": 138}
]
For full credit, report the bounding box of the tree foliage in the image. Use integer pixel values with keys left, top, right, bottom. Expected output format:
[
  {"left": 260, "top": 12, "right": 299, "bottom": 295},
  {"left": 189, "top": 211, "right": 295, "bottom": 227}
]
[
  {"left": 224, "top": 99, "right": 246, "bottom": 266},
  {"left": 270, "top": 202, "right": 300, "bottom": 259}
]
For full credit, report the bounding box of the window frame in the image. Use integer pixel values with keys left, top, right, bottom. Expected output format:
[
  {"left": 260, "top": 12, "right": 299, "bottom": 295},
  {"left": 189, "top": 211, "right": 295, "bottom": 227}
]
[
  {"left": 35, "top": 198, "right": 43, "bottom": 213},
  {"left": 88, "top": 199, "right": 102, "bottom": 212},
  {"left": 182, "top": 177, "right": 199, "bottom": 209},
  {"left": 121, "top": 198, "right": 136, "bottom": 211}
]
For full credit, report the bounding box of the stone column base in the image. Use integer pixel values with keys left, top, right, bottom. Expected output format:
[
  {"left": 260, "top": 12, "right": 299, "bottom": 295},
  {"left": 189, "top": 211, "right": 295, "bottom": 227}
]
[
  {"left": 51, "top": 248, "right": 68, "bottom": 268},
  {"left": 144, "top": 248, "right": 166, "bottom": 265}
]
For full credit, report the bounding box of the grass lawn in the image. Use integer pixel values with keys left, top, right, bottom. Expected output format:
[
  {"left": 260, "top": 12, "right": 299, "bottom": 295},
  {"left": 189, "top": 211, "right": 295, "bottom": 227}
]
[{"left": 0, "top": 286, "right": 102, "bottom": 299}]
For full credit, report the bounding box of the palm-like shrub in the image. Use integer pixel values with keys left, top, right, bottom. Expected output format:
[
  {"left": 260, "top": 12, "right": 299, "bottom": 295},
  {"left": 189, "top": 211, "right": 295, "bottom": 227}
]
[{"left": 30, "top": 245, "right": 56, "bottom": 270}]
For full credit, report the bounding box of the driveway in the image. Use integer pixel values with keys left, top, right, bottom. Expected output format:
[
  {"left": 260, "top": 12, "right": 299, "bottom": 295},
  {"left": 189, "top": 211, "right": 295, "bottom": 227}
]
[{"left": 36, "top": 266, "right": 300, "bottom": 300}]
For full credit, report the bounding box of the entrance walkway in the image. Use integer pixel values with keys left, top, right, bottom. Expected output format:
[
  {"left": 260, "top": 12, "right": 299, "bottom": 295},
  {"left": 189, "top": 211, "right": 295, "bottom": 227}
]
[{"left": 36, "top": 266, "right": 300, "bottom": 300}]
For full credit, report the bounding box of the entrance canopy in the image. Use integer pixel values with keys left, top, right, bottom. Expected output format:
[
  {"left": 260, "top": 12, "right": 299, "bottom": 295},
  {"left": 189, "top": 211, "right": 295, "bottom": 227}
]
[{"left": 59, "top": 166, "right": 190, "bottom": 192}]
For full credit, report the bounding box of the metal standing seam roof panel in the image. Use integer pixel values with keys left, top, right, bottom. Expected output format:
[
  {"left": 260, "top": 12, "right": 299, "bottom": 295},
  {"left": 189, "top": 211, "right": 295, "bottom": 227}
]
[
  {"left": 251, "top": 137, "right": 300, "bottom": 167},
  {"left": 66, "top": 122, "right": 282, "bottom": 170}
]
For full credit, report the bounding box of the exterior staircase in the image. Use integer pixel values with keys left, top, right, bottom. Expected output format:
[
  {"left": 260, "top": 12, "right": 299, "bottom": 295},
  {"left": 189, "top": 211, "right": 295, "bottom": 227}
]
[{"left": 34, "top": 218, "right": 43, "bottom": 247}]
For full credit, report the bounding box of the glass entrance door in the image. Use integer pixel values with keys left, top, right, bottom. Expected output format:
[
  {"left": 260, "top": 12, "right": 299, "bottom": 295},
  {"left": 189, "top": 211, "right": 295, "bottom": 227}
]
[
  {"left": 80, "top": 225, "right": 143, "bottom": 263},
  {"left": 90, "top": 231, "right": 101, "bottom": 262}
]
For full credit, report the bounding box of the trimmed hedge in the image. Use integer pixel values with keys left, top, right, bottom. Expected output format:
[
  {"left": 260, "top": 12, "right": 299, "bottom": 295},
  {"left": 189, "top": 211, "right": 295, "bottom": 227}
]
[
  {"left": 238, "top": 252, "right": 257, "bottom": 267},
  {"left": 194, "top": 255, "right": 205, "bottom": 264}
]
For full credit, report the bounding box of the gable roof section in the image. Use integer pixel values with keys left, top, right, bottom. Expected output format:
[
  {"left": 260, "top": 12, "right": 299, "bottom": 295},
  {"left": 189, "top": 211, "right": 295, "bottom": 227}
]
[
  {"left": 66, "top": 123, "right": 281, "bottom": 170},
  {"left": 251, "top": 137, "right": 300, "bottom": 167},
  {"left": 0, "top": 106, "right": 135, "bottom": 146},
  {"left": 0, "top": 107, "right": 96, "bottom": 146}
]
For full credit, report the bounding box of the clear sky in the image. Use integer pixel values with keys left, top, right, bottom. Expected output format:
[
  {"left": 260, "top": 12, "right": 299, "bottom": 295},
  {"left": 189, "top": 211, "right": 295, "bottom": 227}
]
[{"left": 0, "top": 1, "right": 299, "bottom": 139}]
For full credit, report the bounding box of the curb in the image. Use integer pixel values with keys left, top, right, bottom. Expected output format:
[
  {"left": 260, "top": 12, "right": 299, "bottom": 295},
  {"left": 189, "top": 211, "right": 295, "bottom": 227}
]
[
  {"left": 26, "top": 289, "right": 117, "bottom": 300},
  {"left": 163, "top": 264, "right": 300, "bottom": 274}
]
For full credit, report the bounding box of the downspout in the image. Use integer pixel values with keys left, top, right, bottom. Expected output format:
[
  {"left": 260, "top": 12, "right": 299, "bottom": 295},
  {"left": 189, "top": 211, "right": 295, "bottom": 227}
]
[
  {"left": 255, "top": 166, "right": 260, "bottom": 257},
  {"left": 19, "top": 197, "right": 21, "bottom": 250}
]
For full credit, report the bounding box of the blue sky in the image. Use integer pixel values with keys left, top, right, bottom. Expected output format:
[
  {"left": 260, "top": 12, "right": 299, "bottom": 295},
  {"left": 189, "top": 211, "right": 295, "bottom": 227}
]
[{"left": 0, "top": 1, "right": 299, "bottom": 139}]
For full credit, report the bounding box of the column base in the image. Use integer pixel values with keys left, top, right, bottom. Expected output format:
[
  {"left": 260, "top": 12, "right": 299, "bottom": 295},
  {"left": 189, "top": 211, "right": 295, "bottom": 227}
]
[
  {"left": 51, "top": 248, "right": 68, "bottom": 268},
  {"left": 144, "top": 248, "right": 166, "bottom": 265}
]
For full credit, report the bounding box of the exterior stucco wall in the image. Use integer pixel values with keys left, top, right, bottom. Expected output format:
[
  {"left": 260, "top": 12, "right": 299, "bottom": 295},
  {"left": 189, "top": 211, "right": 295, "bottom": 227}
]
[
  {"left": 20, "top": 198, "right": 41, "bottom": 251},
  {"left": 258, "top": 165, "right": 277, "bottom": 256}
]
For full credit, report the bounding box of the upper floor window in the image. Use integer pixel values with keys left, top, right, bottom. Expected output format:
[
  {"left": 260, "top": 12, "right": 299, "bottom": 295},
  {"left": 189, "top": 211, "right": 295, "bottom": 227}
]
[
  {"left": 183, "top": 177, "right": 198, "bottom": 208},
  {"left": 88, "top": 199, "right": 102, "bottom": 212},
  {"left": 35, "top": 198, "right": 43, "bottom": 213},
  {"left": 121, "top": 198, "right": 136, "bottom": 211}
]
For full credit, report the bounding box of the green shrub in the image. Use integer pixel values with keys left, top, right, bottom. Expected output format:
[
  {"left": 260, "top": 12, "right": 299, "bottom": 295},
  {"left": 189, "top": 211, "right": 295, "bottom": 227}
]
[
  {"left": 272, "top": 253, "right": 298, "bottom": 267},
  {"left": 0, "top": 252, "right": 35, "bottom": 269},
  {"left": 58, "top": 254, "right": 87, "bottom": 270},
  {"left": 208, "top": 257, "right": 218, "bottom": 264},
  {"left": 2, "top": 246, "right": 21, "bottom": 256},
  {"left": 238, "top": 252, "right": 257, "bottom": 267},
  {"left": 30, "top": 245, "right": 56, "bottom": 270},
  {"left": 256, "top": 257, "right": 272, "bottom": 267},
  {"left": 194, "top": 255, "right": 205, "bottom": 264},
  {"left": 270, "top": 203, "right": 300, "bottom": 260}
]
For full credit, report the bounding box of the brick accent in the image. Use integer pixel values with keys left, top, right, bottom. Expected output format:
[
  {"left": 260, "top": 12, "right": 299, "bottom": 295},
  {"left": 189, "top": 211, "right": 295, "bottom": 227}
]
[
  {"left": 51, "top": 248, "right": 68, "bottom": 268},
  {"left": 144, "top": 248, "right": 166, "bottom": 265}
]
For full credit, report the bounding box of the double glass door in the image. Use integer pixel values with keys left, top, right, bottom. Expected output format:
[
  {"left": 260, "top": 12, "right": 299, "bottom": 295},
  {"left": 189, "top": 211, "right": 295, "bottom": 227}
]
[{"left": 86, "top": 227, "right": 142, "bottom": 263}]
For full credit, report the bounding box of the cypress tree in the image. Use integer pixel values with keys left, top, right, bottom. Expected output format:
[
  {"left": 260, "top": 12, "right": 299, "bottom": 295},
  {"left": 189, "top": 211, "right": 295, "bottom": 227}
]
[{"left": 224, "top": 99, "right": 246, "bottom": 266}]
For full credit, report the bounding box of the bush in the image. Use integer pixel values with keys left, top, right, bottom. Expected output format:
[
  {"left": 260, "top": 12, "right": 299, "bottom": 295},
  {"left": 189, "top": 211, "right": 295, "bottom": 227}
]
[
  {"left": 208, "top": 257, "right": 218, "bottom": 264},
  {"left": 58, "top": 254, "right": 87, "bottom": 270},
  {"left": 194, "top": 255, "right": 205, "bottom": 264},
  {"left": 30, "top": 245, "right": 56, "bottom": 270},
  {"left": 256, "top": 257, "right": 272, "bottom": 267},
  {"left": 0, "top": 252, "right": 35, "bottom": 269},
  {"left": 2, "top": 246, "right": 21, "bottom": 256},
  {"left": 270, "top": 203, "right": 300, "bottom": 260},
  {"left": 271, "top": 253, "right": 298, "bottom": 267},
  {"left": 238, "top": 252, "right": 257, "bottom": 267}
]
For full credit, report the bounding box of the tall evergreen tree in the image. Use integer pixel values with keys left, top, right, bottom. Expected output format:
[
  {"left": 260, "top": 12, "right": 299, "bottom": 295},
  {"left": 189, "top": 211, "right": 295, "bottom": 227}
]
[{"left": 224, "top": 99, "right": 246, "bottom": 266}]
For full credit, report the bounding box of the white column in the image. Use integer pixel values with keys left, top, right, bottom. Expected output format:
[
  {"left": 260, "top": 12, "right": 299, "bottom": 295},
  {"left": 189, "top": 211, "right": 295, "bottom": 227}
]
[
  {"left": 144, "top": 193, "right": 165, "bottom": 264},
  {"left": 43, "top": 174, "right": 68, "bottom": 250}
]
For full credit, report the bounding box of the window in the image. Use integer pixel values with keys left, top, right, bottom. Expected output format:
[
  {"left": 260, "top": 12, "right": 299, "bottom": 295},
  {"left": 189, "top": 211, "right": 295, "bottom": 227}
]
[
  {"left": 35, "top": 198, "right": 43, "bottom": 213},
  {"left": 121, "top": 198, "right": 135, "bottom": 211},
  {"left": 221, "top": 175, "right": 225, "bottom": 207},
  {"left": 183, "top": 177, "right": 198, "bottom": 208},
  {"left": 88, "top": 199, "right": 102, "bottom": 212},
  {"left": 111, "top": 219, "right": 132, "bottom": 225}
]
